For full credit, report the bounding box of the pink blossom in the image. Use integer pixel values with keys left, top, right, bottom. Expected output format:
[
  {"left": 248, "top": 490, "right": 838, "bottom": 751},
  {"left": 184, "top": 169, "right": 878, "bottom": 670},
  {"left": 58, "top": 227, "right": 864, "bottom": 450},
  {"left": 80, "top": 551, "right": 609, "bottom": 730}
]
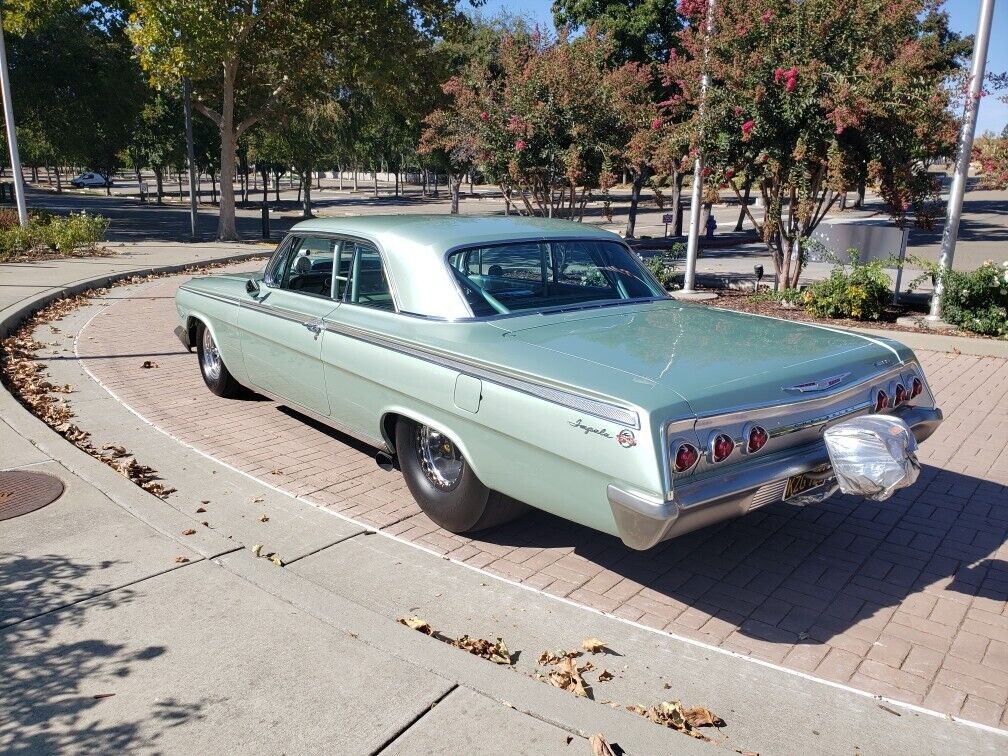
[
  {"left": 701, "top": 166, "right": 712, "bottom": 177},
  {"left": 515, "top": 139, "right": 527, "bottom": 152},
  {"left": 835, "top": 125, "right": 845, "bottom": 135},
  {"left": 734, "top": 105, "right": 743, "bottom": 116},
  {"left": 651, "top": 117, "right": 663, "bottom": 130},
  {"left": 784, "top": 66, "right": 798, "bottom": 92},
  {"left": 479, "top": 111, "right": 489, "bottom": 122},
  {"left": 725, "top": 168, "right": 735, "bottom": 179},
  {"left": 761, "top": 9, "right": 773, "bottom": 23},
  {"left": 741, "top": 119, "right": 755, "bottom": 135}
]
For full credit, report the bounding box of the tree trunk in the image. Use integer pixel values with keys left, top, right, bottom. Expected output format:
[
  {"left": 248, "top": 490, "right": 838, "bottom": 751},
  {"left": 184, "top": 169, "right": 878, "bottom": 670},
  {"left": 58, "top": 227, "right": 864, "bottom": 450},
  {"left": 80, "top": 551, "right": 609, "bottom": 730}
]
[
  {"left": 210, "top": 172, "right": 217, "bottom": 205},
  {"left": 178, "top": 173, "right": 183, "bottom": 200},
  {"left": 353, "top": 169, "right": 358, "bottom": 191},
  {"left": 338, "top": 167, "right": 344, "bottom": 191},
  {"left": 855, "top": 181, "right": 865, "bottom": 208},
  {"left": 373, "top": 170, "right": 379, "bottom": 197},
  {"left": 735, "top": 179, "right": 752, "bottom": 231},
  {"left": 673, "top": 170, "right": 685, "bottom": 235},
  {"left": 302, "top": 173, "right": 312, "bottom": 217},
  {"left": 624, "top": 171, "right": 644, "bottom": 238},
  {"left": 274, "top": 172, "right": 280, "bottom": 203},
  {"left": 295, "top": 173, "right": 302, "bottom": 204},
  {"left": 154, "top": 167, "right": 164, "bottom": 204},
  {"left": 54, "top": 167, "right": 62, "bottom": 193},
  {"left": 450, "top": 174, "right": 461, "bottom": 214}
]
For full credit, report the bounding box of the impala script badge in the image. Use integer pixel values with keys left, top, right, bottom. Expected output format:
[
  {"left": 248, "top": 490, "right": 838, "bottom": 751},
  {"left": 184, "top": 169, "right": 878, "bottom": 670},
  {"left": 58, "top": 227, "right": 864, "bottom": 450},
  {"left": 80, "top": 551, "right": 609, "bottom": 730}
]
[
  {"left": 617, "top": 429, "right": 637, "bottom": 448},
  {"left": 782, "top": 372, "right": 852, "bottom": 393},
  {"left": 568, "top": 418, "right": 614, "bottom": 439}
]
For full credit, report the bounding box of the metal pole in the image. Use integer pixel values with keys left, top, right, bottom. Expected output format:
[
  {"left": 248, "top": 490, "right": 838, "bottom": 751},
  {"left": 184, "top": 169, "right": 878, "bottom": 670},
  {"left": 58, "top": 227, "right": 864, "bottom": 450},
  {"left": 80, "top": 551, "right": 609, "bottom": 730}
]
[
  {"left": 0, "top": 16, "right": 28, "bottom": 227},
  {"left": 682, "top": 0, "right": 715, "bottom": 293},
  {"left": 928, "top": 0, "right": 995, "bottom": 320},
  {"left": 182, "top": 78, "right": 199, "bottom": 240}
]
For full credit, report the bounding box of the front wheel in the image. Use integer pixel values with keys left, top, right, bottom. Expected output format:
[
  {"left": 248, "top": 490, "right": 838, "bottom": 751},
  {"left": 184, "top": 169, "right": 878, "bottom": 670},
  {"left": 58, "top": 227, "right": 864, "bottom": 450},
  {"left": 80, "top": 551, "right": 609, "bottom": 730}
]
[
  {"left": 396, "top": 418, "right": 527, "bottom": 533},
  {"left": 195, "top": 321, "right": 241, "bottom": 398}
]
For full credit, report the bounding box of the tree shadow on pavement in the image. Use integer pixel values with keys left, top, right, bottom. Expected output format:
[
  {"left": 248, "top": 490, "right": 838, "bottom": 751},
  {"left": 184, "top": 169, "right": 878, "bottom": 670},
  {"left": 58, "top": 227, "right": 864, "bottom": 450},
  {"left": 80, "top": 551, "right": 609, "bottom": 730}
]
[
  {"left": 472, "top": 465, "right": 1007, "bottom": 650},
  {"left": 0, "top": 553, "right": 207, "bottom": 754}
]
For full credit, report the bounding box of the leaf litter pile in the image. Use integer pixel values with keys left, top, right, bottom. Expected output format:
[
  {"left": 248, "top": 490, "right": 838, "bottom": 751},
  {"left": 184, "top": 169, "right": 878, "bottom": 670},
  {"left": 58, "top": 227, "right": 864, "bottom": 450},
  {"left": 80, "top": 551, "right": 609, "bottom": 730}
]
[
  {"left": 398, "top": 622, "right": 731, "bottom": 747},
  {"left": 0, "top": 259, "right": 264, "bottom": 499}
]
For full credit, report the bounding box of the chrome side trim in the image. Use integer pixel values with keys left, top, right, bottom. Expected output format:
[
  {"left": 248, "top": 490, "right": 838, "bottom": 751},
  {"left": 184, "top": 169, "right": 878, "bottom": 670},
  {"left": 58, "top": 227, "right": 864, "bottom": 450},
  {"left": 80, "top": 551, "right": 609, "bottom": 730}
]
[
  {"left": 178, "top": 286, "right": 240, "bottom": 308},
  {"left": 323, "top": 319, "right": 641, "bottom": 429}
]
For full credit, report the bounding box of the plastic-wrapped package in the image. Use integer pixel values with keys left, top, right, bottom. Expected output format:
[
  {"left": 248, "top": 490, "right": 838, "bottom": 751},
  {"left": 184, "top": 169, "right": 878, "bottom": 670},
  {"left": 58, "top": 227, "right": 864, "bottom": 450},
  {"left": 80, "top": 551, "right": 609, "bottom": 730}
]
[{"left": 823, "top": 415, "right": 919, "bottom": 501}]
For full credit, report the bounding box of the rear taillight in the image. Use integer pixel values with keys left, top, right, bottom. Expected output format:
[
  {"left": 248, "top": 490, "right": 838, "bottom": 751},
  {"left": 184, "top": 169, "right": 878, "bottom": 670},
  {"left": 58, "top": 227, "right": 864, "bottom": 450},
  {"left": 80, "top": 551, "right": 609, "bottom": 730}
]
[
  {"left": 911, "top": 377, "right": 923, "bottom": 398},
  {"left": 874, "top": 389, "right": 889, "bottom": 412},
  {"left": 712, "top": 433, "right": 735, "bottom": 462},
  {"left": 747, "top": 426, "right": 769, "bottom": 453},
  {"left": 674, "top": 443, "right": 700, "bottom": 472},
  {"left": 894, "top": 383, "right": 907, "bottom": 406}
]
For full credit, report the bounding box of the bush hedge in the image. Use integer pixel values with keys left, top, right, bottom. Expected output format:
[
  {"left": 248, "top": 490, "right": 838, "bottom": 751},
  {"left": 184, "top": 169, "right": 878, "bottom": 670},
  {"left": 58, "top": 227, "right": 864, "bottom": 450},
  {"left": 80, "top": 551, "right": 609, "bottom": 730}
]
[{"left": 0, "top": 210, "right": 109, "bottom": 261}]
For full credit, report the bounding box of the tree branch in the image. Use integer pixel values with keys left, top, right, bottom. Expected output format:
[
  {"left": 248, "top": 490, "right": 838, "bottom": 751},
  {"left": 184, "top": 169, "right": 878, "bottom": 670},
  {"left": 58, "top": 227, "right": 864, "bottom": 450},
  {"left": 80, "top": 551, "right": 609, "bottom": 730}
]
[{"left": 194, "top": 102, "right": 223, "bottom": 128}]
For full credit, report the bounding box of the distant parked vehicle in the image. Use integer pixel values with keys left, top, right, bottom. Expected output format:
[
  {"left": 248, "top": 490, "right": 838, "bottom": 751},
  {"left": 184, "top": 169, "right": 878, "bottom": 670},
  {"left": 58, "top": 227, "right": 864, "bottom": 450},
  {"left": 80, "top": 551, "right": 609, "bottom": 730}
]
[{"left": 70, "top": 172, "right": 113, "bottom": 188}]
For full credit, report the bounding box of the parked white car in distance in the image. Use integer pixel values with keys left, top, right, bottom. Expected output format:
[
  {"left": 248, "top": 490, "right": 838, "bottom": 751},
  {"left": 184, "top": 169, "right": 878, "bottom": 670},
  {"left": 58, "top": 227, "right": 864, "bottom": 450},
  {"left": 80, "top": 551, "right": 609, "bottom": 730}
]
[{"left": 70, "top": 172, "right": 113, "bottom": 188}]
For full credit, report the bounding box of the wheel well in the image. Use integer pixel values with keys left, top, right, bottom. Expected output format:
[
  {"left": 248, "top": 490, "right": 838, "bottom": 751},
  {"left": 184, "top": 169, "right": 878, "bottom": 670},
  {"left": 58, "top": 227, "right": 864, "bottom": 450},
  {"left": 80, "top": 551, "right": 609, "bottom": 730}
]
[
  {"left": 186, "top": 316, "right": 202, "bottom": 349},
  {"left": 381, "top": 412, "right": 403, "bottom": 454}
]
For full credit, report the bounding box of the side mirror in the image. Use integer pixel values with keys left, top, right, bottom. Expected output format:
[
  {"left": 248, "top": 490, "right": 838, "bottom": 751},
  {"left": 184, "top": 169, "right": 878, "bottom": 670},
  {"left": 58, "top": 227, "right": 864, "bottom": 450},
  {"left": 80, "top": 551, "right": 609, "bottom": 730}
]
[{"left": 246, "top": 278, "right": 260, "bottom": 295}]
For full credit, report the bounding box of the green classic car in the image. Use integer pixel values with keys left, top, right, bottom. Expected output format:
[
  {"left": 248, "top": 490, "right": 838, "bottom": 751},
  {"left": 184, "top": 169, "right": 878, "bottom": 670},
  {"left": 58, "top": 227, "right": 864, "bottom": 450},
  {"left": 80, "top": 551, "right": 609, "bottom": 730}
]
[{"left": 174, "top": 215, "right": 942, "bottom": 549}]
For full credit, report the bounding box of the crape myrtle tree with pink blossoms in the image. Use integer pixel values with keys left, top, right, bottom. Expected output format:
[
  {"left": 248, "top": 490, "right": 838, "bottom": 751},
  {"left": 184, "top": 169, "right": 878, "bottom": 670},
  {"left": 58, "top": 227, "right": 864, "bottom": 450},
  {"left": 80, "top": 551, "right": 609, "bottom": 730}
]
[
  {"left": 665, "top": 0, "right": 966, "bottom": 289},
  {"left": 422, "top": 27, "right": 655, "bottom": 219}
]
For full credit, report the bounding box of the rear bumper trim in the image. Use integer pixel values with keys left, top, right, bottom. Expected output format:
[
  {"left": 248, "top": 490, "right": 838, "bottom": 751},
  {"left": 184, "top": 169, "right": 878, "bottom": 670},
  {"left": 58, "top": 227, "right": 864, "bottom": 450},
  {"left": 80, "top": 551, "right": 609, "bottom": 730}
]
[{"left": 608, "top": 405, "right": 942, "bottom": 550}]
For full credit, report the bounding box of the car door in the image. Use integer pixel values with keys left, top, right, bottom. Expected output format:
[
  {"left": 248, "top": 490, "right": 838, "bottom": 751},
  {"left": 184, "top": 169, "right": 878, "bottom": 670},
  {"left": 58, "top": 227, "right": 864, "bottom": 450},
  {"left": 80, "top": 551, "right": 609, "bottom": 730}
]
[
  {"left": 320, "top": 239, "right": 401, "bottom": 437},
  {"left": 238, "top": 235, "right": 340, "bottom": 417}
]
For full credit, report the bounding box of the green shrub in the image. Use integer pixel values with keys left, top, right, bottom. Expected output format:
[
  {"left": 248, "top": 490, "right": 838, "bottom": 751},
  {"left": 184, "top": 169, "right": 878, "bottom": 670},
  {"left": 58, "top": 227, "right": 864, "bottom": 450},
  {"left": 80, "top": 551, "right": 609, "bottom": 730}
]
[
  {"left": 912, "top": 258, "right": 1008, "bottom": 337},
  {"left": 801, "top": 249, "right": 892, "bottom": 320},
  {"left": 0, "top": 211, "right": 108, "bottom": 261},
  {"left": 644, "top": 242, "right": 686, "bottom": 291}
]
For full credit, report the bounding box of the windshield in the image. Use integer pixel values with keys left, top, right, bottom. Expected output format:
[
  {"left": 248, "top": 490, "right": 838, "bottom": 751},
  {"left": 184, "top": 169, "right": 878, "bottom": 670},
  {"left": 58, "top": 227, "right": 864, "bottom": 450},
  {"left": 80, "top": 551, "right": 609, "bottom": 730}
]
[{"left": 448, "top": 240, "right": 666, "bottom": 317}]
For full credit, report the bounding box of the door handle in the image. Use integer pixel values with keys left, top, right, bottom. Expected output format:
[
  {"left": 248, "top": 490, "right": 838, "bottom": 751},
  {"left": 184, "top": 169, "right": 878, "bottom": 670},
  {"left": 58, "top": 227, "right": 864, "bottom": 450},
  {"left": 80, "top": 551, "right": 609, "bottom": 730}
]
[{"left": 302, "top": 321, "right": 322, "bottom": 338}]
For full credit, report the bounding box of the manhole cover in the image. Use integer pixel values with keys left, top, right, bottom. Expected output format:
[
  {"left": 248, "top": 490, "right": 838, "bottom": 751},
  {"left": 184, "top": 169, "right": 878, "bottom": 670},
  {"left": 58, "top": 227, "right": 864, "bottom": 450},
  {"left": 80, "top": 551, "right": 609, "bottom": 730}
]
[{"left": 0, "top": 470, "right": 64, "bottom": 521}]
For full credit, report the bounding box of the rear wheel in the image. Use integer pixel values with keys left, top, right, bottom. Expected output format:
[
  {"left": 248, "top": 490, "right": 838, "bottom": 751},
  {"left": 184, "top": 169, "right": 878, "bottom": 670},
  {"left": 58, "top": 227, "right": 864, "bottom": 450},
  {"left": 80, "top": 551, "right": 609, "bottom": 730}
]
[
  {"left": 396, "top": 418, "right": 527, "bottom": 532},
  {"left": 196, "top": 321, "right": 241, "bottom": 398}
]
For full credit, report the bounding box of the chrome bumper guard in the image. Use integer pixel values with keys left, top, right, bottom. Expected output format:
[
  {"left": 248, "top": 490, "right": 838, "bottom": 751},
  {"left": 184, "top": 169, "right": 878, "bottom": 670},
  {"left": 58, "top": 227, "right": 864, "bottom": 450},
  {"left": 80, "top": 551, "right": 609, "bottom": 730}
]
[{"left": 608, "top": 405, "right": 943, "bottom": 550}]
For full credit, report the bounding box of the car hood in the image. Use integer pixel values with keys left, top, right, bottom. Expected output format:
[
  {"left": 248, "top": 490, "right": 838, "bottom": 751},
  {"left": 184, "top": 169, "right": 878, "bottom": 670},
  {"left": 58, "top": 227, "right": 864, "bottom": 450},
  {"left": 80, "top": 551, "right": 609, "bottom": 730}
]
[{"left": 493, "top": 301, "right": 905, "bottom": 416}]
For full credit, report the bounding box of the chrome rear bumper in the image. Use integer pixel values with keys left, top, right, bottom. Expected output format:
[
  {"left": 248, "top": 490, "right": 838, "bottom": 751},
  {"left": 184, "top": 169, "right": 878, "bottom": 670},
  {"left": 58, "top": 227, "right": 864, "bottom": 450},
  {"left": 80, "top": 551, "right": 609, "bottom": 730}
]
[
  {"left": 174, "top": 325, "right": 191, "bottom": 351},
  {"left": 608, "top": 405, "right": 942, "bottom": 550}
]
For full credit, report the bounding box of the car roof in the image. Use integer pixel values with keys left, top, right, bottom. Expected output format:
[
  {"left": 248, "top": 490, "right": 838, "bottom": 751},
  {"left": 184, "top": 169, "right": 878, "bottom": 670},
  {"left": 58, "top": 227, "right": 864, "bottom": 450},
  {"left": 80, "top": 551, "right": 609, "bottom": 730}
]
[{"left": 290, "top": 214, "right": 620, "bottom": 255}]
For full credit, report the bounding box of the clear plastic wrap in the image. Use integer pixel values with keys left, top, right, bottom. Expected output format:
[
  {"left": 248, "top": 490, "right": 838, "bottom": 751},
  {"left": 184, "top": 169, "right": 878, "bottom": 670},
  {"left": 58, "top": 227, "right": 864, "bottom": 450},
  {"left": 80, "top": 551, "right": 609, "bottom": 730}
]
[{"left": 823, "top": 415, "right": 919, "bottom": 501}]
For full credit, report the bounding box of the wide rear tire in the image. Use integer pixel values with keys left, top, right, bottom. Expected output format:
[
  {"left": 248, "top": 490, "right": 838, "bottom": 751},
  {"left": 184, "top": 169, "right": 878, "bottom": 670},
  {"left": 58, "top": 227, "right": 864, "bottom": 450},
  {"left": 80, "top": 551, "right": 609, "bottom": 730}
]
[
  {"left": 396, "top": 418, "right": 527, "bottom": 533},
  {"left": 195, "top": 321, "right": 242, "bottom": 398}
]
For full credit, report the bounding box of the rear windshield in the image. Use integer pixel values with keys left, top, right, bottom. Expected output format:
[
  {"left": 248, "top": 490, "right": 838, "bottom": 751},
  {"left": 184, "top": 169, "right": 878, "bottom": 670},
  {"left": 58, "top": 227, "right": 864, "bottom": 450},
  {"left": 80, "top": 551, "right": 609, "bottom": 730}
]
[{"left": 447, "top": 240, "right": 665, "bottom": 317}]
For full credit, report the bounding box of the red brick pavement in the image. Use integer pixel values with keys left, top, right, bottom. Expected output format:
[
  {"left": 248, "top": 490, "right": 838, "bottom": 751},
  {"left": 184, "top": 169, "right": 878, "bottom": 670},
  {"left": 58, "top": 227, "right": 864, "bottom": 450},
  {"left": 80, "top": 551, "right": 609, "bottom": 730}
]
[{"left": 76, "top": 276, "right": 1008, "bottom": 728}]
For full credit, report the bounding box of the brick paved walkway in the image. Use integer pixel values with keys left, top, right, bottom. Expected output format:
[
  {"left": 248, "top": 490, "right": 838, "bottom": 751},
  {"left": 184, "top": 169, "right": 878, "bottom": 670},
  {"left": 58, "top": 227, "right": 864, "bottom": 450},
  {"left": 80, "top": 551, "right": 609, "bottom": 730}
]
[{"left": 77, "top": 274, "right": 1008, "bottom": 729}]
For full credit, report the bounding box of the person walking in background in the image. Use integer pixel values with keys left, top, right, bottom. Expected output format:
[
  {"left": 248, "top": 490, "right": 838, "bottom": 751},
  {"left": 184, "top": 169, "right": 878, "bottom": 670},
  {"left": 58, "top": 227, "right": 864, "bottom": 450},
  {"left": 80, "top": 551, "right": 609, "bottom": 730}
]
[{"left": 705, "top": 212, "right": 717, "bottom": 240}]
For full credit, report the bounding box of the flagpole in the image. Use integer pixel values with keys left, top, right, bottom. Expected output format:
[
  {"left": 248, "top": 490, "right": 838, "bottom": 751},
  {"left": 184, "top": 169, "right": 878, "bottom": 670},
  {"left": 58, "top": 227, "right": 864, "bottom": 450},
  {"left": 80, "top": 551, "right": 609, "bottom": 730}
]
[{"left": 0, "top": 13, "right": 28, "bottom": 227}]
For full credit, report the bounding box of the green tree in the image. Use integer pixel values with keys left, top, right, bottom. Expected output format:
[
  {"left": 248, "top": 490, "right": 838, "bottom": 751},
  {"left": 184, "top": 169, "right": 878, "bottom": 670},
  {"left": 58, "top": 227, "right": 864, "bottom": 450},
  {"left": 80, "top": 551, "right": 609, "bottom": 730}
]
[
  {"left": 666, "top": 0, "right": 966, "bottom": 288},
  {"left": 126, "top": 93, "right": 186, "bottom": 203},
  {"left": 129, "top": 0, "right": 461, "bottom": 241},
  {"left": 551, "top": 0, "right": 680, "bottom": 65}
]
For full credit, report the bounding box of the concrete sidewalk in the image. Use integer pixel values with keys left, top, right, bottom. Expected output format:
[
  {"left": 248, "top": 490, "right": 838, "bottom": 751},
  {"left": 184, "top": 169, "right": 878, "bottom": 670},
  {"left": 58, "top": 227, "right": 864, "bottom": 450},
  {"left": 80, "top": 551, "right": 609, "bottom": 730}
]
[{"left": 2, "top": 243, "right": 1005, "bottom": 753}]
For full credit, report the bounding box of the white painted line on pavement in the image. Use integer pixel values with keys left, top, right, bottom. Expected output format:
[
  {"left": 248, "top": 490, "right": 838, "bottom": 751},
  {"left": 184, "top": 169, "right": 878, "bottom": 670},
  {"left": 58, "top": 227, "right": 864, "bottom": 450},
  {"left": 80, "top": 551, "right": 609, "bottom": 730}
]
[{"left": 71, "top": 282, "right": 1007, "bottom": 739}]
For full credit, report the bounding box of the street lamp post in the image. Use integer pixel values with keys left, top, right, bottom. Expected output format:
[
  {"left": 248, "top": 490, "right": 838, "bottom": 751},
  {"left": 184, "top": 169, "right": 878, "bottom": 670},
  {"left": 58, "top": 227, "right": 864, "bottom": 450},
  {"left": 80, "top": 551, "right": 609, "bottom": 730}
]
[
  {"left": 0, "top": 14, "right": 28, "bottom": 227},
  {"left": 182, "top": 77, "right": 199, "bottom": 240},
  {"left": 928, "top": 0, "right": 996, "bottom": 321},
  {"left": 682, "top": 0, "right": 715, "bottom": 294}
]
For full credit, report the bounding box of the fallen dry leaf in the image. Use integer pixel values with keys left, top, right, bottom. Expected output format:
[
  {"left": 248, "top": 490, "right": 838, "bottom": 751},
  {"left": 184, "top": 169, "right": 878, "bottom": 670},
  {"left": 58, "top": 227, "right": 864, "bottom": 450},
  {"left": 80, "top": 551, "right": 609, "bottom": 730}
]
[
  {"left": 174, "top": 556, "right": 189, "bottom": 564},
  {"left": 102, "top": 444, "right": 128, "bottom": 458},
  {"left": 538, "top": 649, "right": 580, "bottom": 666},
  {"left": 259, "top": 514, "right": 269, "bottom": 523},
  {"left": 196, "top": 507, "right": 206, "bottom": 513},
  {"left": 181, "top": 528, "right": 196, "bottom": 536},
  {"left": 268, "top": 553, "right": 284, "bottom": 567},
  {"left": 453, "top": 635, "right": 513, "bottom": 665},
  {"left": 589, "top": 733, "right": 616, "bottom": 756},
  {"left": 683, "top": 705, "right": 725, "bottom": 729},
  {"left": 547, "top": 656, "right": 591, "bottom": 699},
  {"left": 140, "top": 360, "right": 158, "bottom": 369},
  {"left": 582, "top": 637, "right": 607, "bottom": 654},
  {"left": 270, "top": 468, "right": 284, "bottom": 475},
  {"left": 252, "top": 544, "right": 263, "bottom": 557},
  {"left": 627, "top": 699, "right": 723, "bottom": 741},
  {"left": 597, "top": 669, "right": 613, "bottom": 682},
  {"left": 398, "top": 616, "right": 435, "bottom": 635},
  {"left": 201, "top": 521, "right": 209, "bottom": 527}
]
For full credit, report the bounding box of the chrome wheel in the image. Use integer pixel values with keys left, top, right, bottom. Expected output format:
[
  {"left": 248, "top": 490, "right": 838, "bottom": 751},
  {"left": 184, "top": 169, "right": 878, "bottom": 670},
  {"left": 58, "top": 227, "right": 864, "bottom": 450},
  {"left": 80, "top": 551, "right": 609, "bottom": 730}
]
[
  {"left": 415, "top": 424, "right": 464, "bottom": 491},
  {"left": 200, "top": 327, "right": 222, "bottom": 381}
]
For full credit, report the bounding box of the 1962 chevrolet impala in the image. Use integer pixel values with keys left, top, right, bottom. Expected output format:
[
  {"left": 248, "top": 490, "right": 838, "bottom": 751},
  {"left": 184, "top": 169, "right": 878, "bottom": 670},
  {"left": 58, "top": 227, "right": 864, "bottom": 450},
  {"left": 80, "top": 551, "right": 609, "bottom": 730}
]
[{"left": 174, "top": 215, "right": 942, "bottom": 549}]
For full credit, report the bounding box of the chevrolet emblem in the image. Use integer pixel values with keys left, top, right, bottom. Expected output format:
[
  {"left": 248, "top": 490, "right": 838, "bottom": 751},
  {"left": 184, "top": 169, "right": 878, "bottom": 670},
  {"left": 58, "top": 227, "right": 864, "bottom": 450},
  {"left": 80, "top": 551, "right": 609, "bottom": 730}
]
[{"left": 782, "top": 372, "right": 852, "bottom": 393}]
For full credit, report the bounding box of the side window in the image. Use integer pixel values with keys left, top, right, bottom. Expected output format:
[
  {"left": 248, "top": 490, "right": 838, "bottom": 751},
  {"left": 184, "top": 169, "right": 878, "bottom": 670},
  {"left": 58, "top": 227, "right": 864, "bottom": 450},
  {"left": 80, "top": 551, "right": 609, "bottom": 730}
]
[
  {"left": 345, "top": 242, "right": 394, "bottom": 311},
  {"left": 264, "top": 237, "right": 295, "bottom": 287},
  {"left": 282, "top": 236, "right": 337, "bottom": 298}
]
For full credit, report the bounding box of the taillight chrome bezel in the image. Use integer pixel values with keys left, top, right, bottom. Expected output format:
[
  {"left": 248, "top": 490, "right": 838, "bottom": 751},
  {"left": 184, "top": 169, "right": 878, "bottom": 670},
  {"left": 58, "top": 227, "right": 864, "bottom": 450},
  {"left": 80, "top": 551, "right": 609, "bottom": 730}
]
[
  {"left": 893, "top": 382, "right": 908, "bottom": 406},
  {"left": 872, "top": 387, "right": 889, "bottom": 412},
  {"left": 670, "top": 437, "right": 700, "bottom": 473},
  {"left": 709, "top": 431, "right": 736, "bottom": 463},
  {"left": 743, "top": 423, "right": 769, "bottom": 454}
]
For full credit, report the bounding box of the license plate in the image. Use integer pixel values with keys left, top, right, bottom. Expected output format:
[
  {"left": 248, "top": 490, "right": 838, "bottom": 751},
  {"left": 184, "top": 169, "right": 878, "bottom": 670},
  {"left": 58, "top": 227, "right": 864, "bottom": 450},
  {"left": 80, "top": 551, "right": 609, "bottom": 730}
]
[{"left": 783, "top": 473, "right": 826, "bottom": 501}]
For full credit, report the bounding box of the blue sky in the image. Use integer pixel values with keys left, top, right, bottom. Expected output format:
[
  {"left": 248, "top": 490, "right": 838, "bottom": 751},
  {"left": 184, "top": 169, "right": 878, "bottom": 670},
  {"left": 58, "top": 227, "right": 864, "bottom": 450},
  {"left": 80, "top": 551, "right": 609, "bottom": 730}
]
[{"left": 474, "top": 0, "right": 1008, "bottom": 135}]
